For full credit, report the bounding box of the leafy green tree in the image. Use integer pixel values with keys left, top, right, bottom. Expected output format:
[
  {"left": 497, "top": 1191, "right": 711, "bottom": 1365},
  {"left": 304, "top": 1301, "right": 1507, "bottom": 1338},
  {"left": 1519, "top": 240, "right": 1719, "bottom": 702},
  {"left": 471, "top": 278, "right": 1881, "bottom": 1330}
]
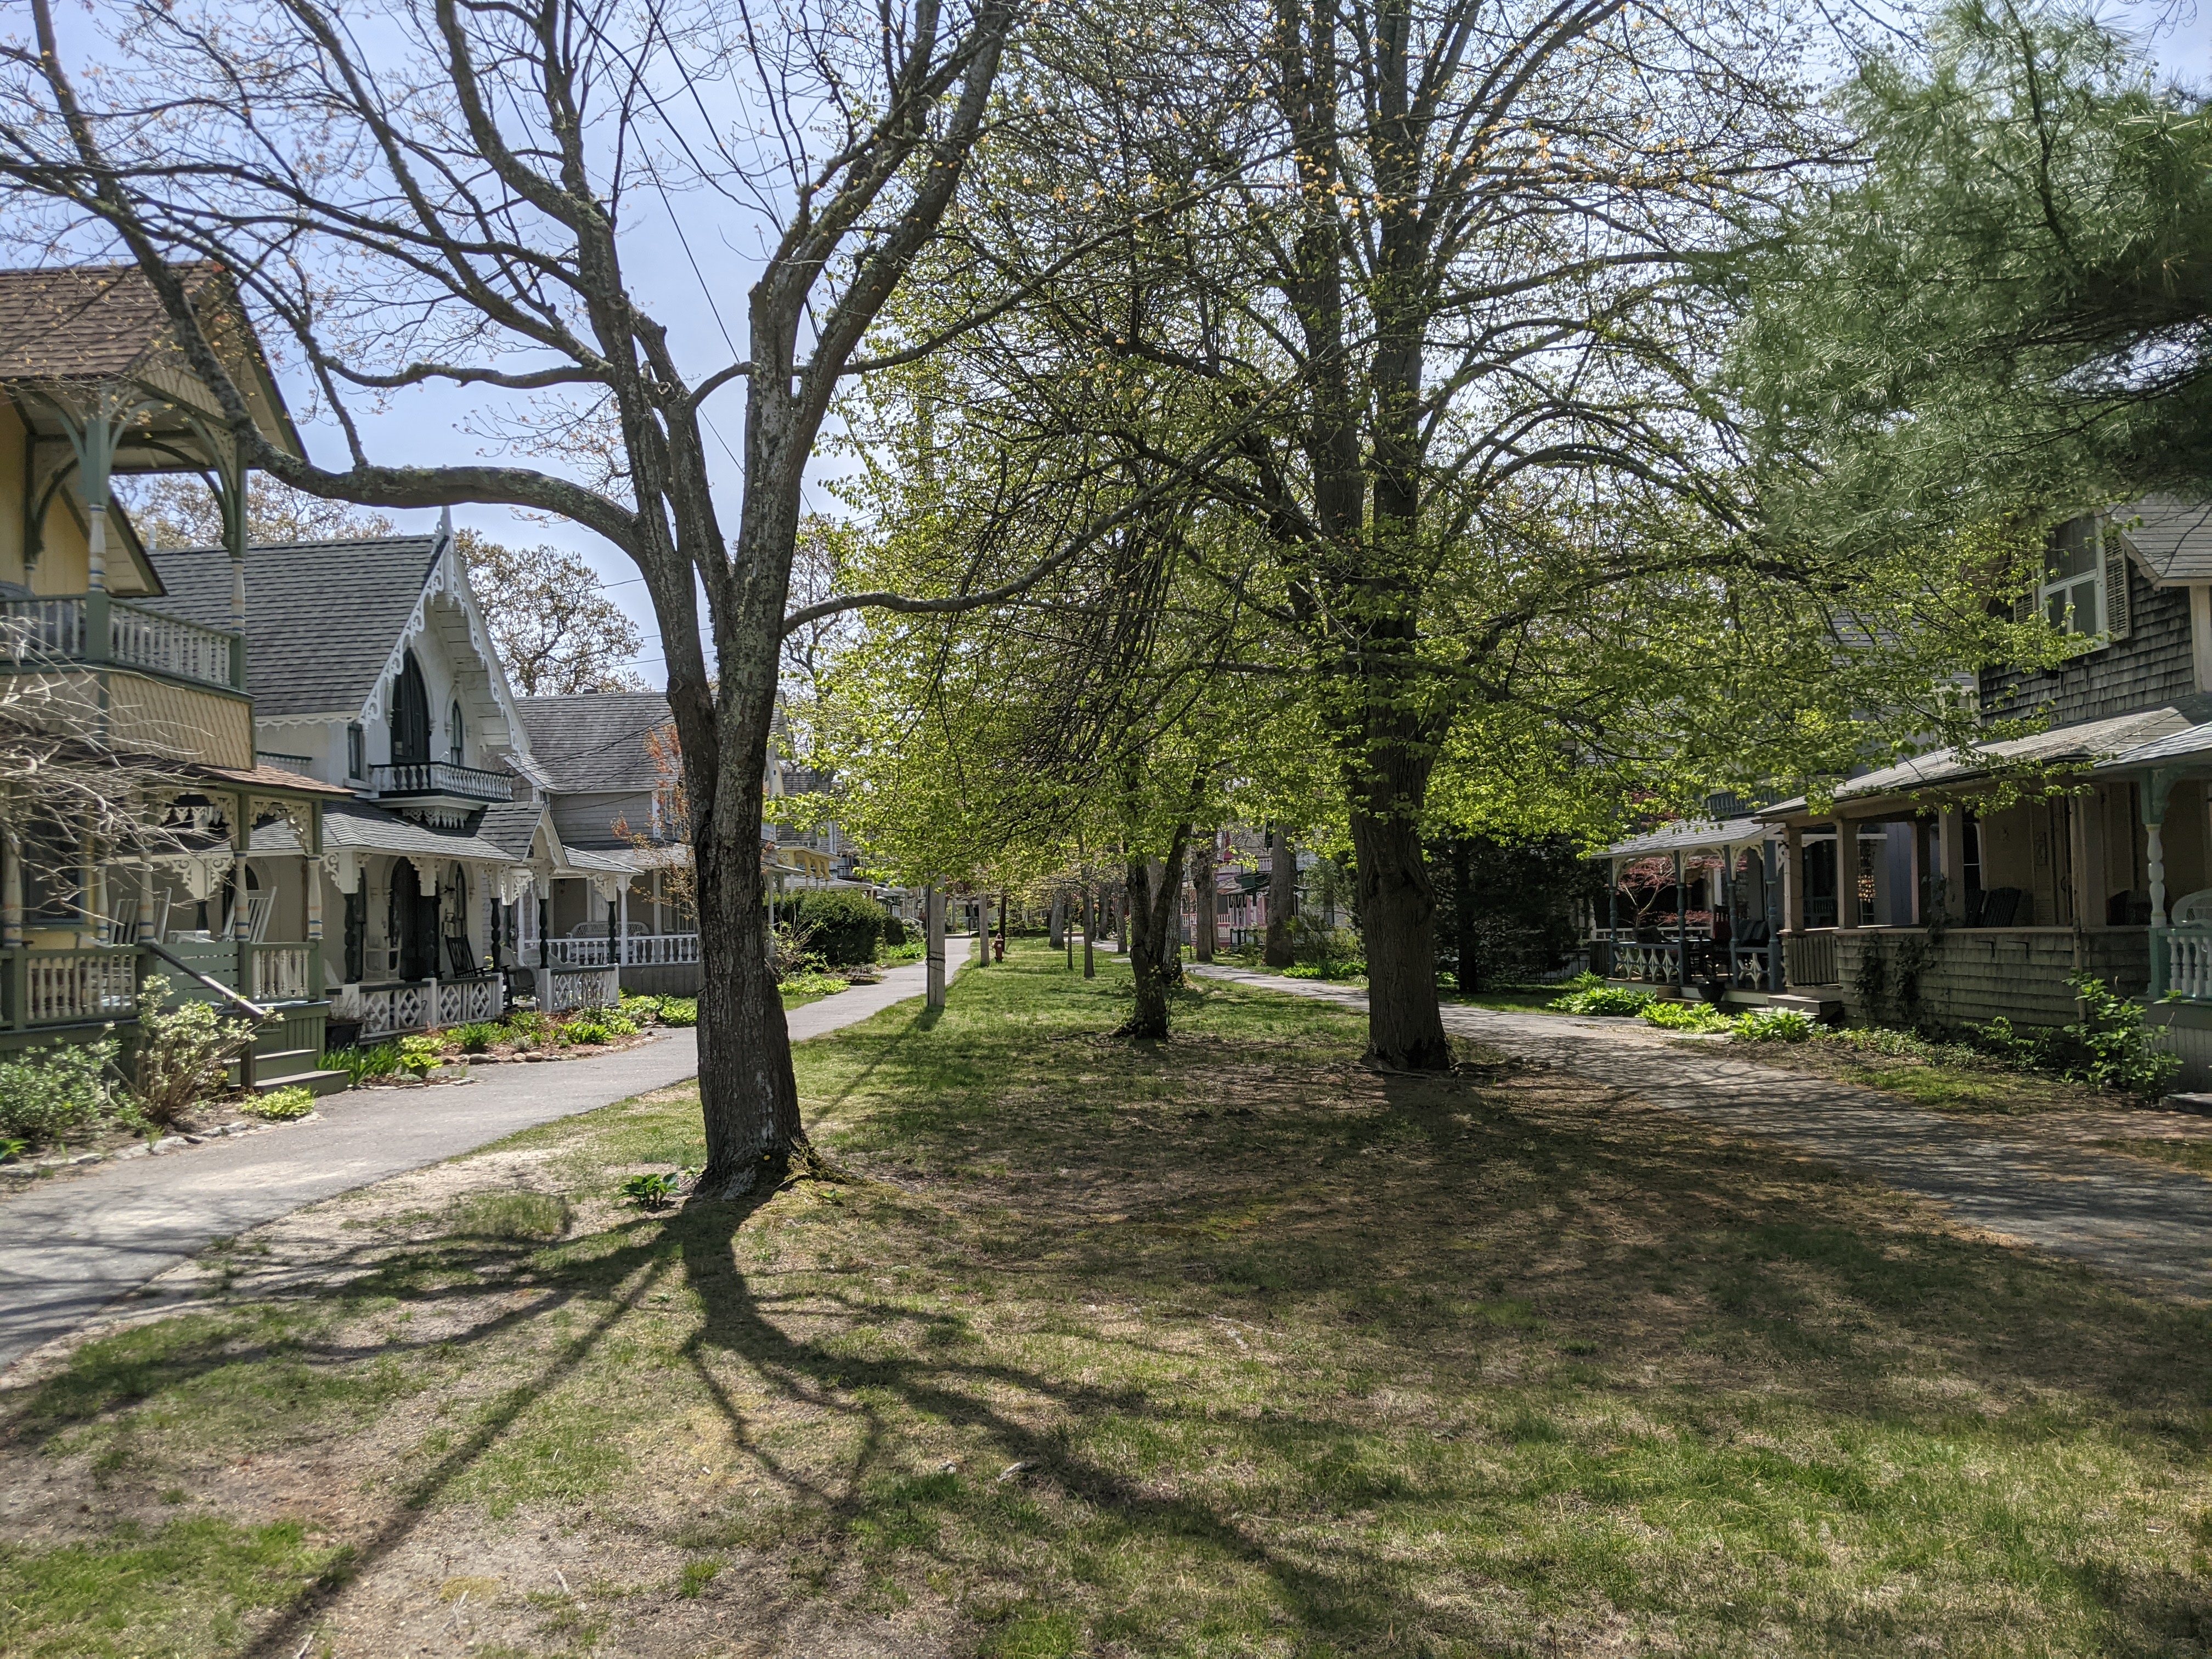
[{"left": 1734, "top": 0, "right": 2212, "bottom": 535}]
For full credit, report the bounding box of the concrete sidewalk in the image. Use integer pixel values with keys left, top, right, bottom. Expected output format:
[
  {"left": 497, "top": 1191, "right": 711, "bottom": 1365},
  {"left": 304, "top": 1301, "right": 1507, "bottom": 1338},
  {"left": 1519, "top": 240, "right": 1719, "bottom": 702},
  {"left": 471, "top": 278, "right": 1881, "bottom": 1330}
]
[
  {"left": 0, "top": 943, "right": 973, "bottom": 1371},
  {"left": 1196, "top": 963, "right": 2212, "bottom": 1295}
]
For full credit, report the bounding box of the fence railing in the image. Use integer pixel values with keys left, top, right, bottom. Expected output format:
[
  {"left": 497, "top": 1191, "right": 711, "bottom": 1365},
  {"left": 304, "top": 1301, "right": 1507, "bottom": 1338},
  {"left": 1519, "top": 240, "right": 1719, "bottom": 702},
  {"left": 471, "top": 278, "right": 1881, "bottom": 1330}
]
[
  {"left": 1610, "top": 941, "right": 1683, "bottom": 984},
  {"left": 15, "top": 945, "right": 140, "bottom": 1025},
  {"left": 1785, "top": 930, "right": 1841, "bottom": 988},
  {"left": 435, "top": 975, "right": 503, "bottom": 1026},
  {"left": 2, "top": 595, "right": 238, "bottom": 690},
  {"left": 109, "top": 601, "right": 235, "bottom": 689},
  {"left": 546, "top": 933, "right": 701, "bottom": 968},
  {"left": 545, "top": 966, "right": 619, "bottom": 1013},
  {"left": 0, "top": 596, "right": 86, "bottom": 664},
  {"left": 2169, "top": 926, "right": 2212, "bottom": 1001},
  {"left": 249, "top": 944, "right": 312, "bottom": 1004},
  {"left": 368, "top": 761, "right": 514, "bottom": 803}
]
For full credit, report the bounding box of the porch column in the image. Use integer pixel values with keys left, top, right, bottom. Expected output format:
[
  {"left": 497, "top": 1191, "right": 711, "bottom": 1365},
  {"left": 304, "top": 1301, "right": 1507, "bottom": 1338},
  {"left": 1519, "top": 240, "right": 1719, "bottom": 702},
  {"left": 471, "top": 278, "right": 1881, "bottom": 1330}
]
[
  {"left": 1938, "top": 808, "right": 1965, "bottom": 921},
  {"left": 1835, "top": 818, "right": 1859, "bottom": 930},
  {"left": 1606, "top": 856, "right": 1619, "bottom": 979},
  {"left": 304, "top": 856, "right": 324, "bottom": 998},
  {"left": 1783, "top": 825, "right": 1804, "bottom": 934},
  {"left": 1764, "top": 839, "right": 1783, "bottom": 990},
  {"left": 1673, "top": 850, "right": 1688, "bottom": 991},
  {"left": 230, "top": 794, "right": 252, "bottom": 943},
  {"left": 2, "top": 832, "right": 21, "bottom": 949},
  {"left": 926, "top": 881, "right": 946, "bottom": 1009},
  {"left": 2146, "top": 770, "right": 2176, "bottom": 997},
  {"left": 1719, "top": 851, "right": 1734, "bottom": 985},
  {"left": 618, "top": 877, "right": 630, "bottom": 968}
]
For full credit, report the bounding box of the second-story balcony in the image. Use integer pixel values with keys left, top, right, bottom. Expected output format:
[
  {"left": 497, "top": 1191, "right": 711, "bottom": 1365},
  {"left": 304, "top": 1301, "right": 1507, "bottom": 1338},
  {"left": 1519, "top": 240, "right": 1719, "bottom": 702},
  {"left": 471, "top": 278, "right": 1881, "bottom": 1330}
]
[
  {"left": 2, "top": 593, "right": 239, "bottom": 691},
  {"left": 368, "top": 760, "right": 515, "bottom": 806}
]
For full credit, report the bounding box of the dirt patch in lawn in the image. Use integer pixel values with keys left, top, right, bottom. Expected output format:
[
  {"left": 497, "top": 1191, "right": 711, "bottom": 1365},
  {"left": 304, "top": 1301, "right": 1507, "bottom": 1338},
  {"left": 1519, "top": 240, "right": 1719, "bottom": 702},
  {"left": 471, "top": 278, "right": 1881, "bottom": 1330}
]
[{"left": 8, "top": 951, "right": 2212, "bottom": 1657}]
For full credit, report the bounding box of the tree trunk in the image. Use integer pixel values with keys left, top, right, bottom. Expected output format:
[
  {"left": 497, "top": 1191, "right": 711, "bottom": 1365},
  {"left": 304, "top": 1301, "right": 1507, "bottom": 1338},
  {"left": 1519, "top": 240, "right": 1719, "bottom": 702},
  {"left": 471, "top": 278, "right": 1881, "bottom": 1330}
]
[
  {"left": 685, "top": 678, "right": 803, "bottom": 1196},
  {"left": 1151, "top": 857, "right": 1184, "bottom": 987},
  {"left": 1351, "top": 806, "right": 1451, "bottom": 1070},
  {"left": 997, "top": 891, "right": 1008, "bottom": 961},
  {"left": 1263, "top": 824, "right": 1297, "bottom": 968},
  {"left": 1453, "top": 837, "right": 1478, "bottom": 996},
  {"left": 1049, "top": 891, "right": 1065, "bottom": 949},
  {"left": 1082, "top": 883, "right": 1096, "bottom": 978},
  {"left": 1191, "top": 834, "right": 1218, "bottom": 962},
  {"left": 1118, "top": 831, "right": 1190, "bottom": 1037}
]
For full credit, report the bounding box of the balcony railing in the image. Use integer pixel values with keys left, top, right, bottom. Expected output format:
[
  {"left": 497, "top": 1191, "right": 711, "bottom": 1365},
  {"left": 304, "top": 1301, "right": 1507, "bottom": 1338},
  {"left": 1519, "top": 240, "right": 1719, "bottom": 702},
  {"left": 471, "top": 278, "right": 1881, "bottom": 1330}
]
[
  {"left": 255, "top": 751, "right": 314, "bottom": 775},
  {"left": 2, "top": 595, "right": 238, "bottom": 692},
  {"left": 367, "top": 761, "right": 515, "bottom": 803},
  {"left": 546, "top": 932, "right": 699, "bottom": 968}
]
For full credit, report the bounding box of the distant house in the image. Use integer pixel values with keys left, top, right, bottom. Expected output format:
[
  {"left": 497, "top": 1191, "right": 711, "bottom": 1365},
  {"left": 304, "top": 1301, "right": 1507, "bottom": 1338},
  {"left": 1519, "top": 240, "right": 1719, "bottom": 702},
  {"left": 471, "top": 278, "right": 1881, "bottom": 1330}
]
[
  {"left": 149, "top": 521, "right": 627, "bottom": 1036},
  {"left": 1590, "top": 501, "right": 2212, "bottom": 1088}
]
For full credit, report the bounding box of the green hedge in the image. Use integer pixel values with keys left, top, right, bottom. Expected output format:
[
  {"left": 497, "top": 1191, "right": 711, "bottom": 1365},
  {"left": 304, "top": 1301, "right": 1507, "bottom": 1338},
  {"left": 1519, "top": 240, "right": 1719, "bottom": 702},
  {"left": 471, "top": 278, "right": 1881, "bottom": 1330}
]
[{"left": 794, "top": 889, "right": 885, "bottom": 966}]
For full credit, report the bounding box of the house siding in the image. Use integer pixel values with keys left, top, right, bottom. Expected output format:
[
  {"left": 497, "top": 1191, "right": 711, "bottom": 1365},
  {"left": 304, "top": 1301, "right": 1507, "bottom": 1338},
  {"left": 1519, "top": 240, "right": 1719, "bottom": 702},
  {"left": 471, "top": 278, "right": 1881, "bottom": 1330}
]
[
  {"left": 1979, "top": 565, "right": 2194, "bottom": 727},
  {"left": 1835, "top": 927, "right": 2148, "bottom": 1027}
]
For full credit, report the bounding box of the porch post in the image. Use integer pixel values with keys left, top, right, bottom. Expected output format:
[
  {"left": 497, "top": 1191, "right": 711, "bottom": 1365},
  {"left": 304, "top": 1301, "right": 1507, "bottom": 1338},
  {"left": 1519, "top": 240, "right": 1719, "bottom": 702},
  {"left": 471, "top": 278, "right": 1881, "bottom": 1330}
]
[
  {"left": 1783, "top": 824, "right": 1804, "bottom": 934},
  {"left": 1764, "top": 840, "right": 1782, "bottom": 990},
  {"left": 2, "top": 831, "right": 20, "bottom": 949},
  {"left": 134, "top": 852, "right": 154, "bottom": 943},
  {"left": 1673, "top": 850, "right": 1688, "bottom": 991},
  {"left": 1606, "top": 857, "right": 1618, "bottom": 980},
  {"left": 230, "top": 793, "right": 252, "bottom": 943},
  {"left": 1938, "top": 808, "right": 1965, "bottom": 921},
  {"left": 926, "top": 881, "right": 946, "bottom": 1009},
  {"left": 534, "top": 874, "right": 552, "bottom": 1009},
  {"left": 304, "top": 855, "right": 324, "bottom": 998},
  {"left": 1719, "top": 851, "right": 1734, "bottom": 986},
  {"left": 2146, "top": 770, "right": 2175, "bottom": 998},
  {"left": 618, "top": 877, "right": 630, "bottom": 969},
  {"left": 1835, "top": 818, "right": 1859, "bottom": 930}
]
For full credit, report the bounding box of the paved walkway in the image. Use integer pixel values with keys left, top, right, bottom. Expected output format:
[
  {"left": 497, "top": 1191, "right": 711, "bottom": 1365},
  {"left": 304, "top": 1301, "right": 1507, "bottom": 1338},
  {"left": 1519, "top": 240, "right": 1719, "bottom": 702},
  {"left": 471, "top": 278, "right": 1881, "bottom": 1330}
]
[
  {"left": 1197, "top": 964, "right": 2212, "bottom": 1295},
  {"left": 0, "top": 944, "right": 973, "bottom": 1371}
]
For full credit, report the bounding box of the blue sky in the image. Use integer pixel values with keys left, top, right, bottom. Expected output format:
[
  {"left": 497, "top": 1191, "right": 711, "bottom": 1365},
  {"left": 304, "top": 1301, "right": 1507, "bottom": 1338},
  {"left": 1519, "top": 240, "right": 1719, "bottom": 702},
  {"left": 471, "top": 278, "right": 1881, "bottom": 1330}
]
[{"left": 259, "top": 1, "right": 2208, "bottom": 690}]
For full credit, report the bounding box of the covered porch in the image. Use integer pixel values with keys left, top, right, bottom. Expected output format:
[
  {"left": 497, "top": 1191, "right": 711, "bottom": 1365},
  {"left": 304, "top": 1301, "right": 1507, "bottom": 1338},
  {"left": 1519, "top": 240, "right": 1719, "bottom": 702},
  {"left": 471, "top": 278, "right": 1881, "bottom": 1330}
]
[{"left": 1587, "top": 818, "right": 1791, "bottom": 1002}]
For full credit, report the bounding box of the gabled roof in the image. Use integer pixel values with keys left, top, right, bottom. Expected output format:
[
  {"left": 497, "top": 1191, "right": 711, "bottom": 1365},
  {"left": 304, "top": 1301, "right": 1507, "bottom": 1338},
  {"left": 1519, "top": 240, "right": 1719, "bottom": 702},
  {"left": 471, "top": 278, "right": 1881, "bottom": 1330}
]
[
  {"left": 516, "top": 692, "right": 673, "bottom": 793},
  {"left": 475, "top": 800, "right": 549, "bottom": 861},
  {"left": 1598, "top": 818, "right": 1777, "bottom": 860},
  {"left": 147, "top": 536, "right": 442, "bottom": 718},
  {"left": 0, "top": 263, "right": 219, "bottom": 381},
  {"left": 2114, "top": 496, "right": 2212, "bottom": 584}
]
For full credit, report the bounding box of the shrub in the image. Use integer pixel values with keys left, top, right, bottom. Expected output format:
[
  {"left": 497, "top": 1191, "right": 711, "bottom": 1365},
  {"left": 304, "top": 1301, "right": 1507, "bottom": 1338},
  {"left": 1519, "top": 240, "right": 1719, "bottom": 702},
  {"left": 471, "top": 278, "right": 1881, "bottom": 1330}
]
[
  {"left": 780, "top": 969, "right": 851, "bottom": 1000},
  {"left": 621, "top": 1171, "right": 680, "bottom": 1208},
  {"left": 602, "top": 1012, "right": 640, "bottom": 1037},
  {"left": 1639, "top": 999, "right": 1734, "bottom": 1033},
  {"left": 881, "top": 912, "right": 910, "bottom": 947},
  {"left": 397, "top": 1034, "right": 446, "bottom": 1075},
  {"left": 328, "top": 1041, "right": 400, "bottom": 1085},
  {"left": 653, "top": 996, "right": 698, "bottom": 1027},
  {"left": 1970, "top": 974, "right": 2181, "bottom": 1101},
  {"left": 1548, "top": 985, "right": 1656, "bottom": 1017},
  {"left": 879, "top": 941, "right": 926, "bottom": 965},
  {"left": 1284, "top": 958, "right": 1365, "bottom": 981},
  {"left": 132, "top": 979, "right": 258, "bottom": 1125},
  {"left": 0, "top": 1037, "right": 126, "bottom": 1147},
  {"left": 1734, "top": 1007, "right": 1815, "bottom": 1043},
  {"left": 246, "top": 1086, "right": 316, "bottom": 1121},
  {"left": 792, "top": 889, "right": 884, "bottom": 967},
  {"left": 453, "top": 1021, "right": 503, "bottom": 1054},
  {"left": 563, "top": 1020, "right": 612, "bottom": 1045}
]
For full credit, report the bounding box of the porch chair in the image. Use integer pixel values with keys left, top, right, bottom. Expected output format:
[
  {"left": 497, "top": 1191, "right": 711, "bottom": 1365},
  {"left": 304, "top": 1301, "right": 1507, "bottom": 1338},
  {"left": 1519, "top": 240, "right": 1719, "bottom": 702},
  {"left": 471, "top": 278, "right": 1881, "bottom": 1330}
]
[{"left": 2169, "top": 890, "right": 2212, "bottom": 928}]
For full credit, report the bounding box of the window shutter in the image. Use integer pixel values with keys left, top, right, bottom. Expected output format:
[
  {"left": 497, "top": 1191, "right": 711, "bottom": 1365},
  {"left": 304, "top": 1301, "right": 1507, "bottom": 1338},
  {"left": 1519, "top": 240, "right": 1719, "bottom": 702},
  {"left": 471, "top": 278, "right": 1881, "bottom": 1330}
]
[
  {"left": 2012, "top": 591, "right": 2036, "bottom": 625},
  {"left": 2103, "top": 531, "right": 2132, "bottom": 640}
]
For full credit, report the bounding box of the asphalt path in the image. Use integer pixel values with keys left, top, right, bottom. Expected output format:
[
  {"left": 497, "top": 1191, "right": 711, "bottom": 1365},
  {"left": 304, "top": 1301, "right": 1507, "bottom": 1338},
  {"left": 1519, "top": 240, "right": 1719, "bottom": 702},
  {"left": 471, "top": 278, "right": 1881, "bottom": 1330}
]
[
  {"left": 1194, "top": 963, "right": 2212, "bottom": 1295},
  {"left": 0, "top": 943, "right": 972, "bottom": 1371}
]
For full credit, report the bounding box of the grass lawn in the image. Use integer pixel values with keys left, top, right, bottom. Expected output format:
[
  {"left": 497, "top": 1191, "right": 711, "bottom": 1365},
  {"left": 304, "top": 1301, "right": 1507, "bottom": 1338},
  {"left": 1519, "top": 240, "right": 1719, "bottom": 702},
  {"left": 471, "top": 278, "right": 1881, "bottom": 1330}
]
[{"left": 7, "top": 945, "right": 2212, "bottom": 1657}]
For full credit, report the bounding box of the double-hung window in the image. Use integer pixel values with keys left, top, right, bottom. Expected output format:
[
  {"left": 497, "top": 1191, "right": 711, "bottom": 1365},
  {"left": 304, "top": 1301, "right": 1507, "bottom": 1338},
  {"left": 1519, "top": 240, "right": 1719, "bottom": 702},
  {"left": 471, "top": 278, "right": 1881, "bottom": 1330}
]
[{"left": 2025, "top": 515, "right": 2132, "bottom": 644}]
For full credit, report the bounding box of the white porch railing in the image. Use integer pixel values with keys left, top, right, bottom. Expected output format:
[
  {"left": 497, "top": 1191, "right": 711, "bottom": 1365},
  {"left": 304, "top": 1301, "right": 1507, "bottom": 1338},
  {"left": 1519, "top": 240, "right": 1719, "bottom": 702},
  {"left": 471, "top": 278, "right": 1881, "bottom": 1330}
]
[
  {"left": 22, "top": 946, "right": 138, "bottom": 1023},
  {"left": 1610, "top": 941, "right": 1683, "bottom": 983},
  {"left": 436, "top": 975, "right": 503, "bottom": 1025},
  {"left": 546, "top": 933, "right": 700, "bottom": 968},
  {"left": 2169, "top": 926, "right": 2212, "bottom": 1001},
  {"left": 249, "top": 944, "right": 311, "bottom": 1003},
  {"left": 546, "top": 966, "right": 619, "bottom": 1013},
  {"left": 109, "top": 601, "right": 235, "bottom": 688},
  {"left": 1, "top": 596, "right": 86, "bottom": 662}
]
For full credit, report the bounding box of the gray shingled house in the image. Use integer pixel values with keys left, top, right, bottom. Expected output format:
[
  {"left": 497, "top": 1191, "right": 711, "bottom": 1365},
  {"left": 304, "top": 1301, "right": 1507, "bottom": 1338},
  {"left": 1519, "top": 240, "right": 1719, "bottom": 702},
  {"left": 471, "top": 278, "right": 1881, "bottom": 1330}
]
[
  {"left": 1596, "top": 500, "right": 2212, "bottom": 1087},
  {"left": 149, "top": 518, "right": 629, "bottom": 1036}
]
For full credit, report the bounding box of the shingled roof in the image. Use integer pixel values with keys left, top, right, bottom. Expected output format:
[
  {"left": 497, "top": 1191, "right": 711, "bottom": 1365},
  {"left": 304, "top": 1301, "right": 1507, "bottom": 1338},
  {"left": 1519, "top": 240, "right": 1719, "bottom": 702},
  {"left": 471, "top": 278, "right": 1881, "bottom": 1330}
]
[
  {"left": 148, "top": 537, "right": 442, "bottom": 718},
  {"left": 2114, "top": 496, "right": 2212, "bottom": 583},
  {"left": 516, "top": 692, "right": 673, "bottom": 793}
]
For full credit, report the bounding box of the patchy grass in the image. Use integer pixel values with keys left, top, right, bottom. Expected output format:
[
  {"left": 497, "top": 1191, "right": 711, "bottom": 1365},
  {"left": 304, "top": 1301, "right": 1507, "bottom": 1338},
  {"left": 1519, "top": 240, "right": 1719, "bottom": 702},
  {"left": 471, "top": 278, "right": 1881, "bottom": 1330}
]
[
  {"left": 7, "top": 943, "right": 2212, "bottom": 1657},
  {"left": 1730, "top": 1025, "right": 2117, "bottom": 1114},
  {"left": 2094, "top": 1138, "right": 2212, "bottom": 1179}
]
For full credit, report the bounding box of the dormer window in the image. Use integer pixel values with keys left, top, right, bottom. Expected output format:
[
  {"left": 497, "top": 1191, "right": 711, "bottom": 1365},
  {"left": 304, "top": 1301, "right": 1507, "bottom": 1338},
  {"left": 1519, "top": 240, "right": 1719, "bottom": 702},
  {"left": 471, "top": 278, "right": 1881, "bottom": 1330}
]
[
  {"left": 2032, "top": 516, "right": 2132, "bottom": 643},
  {"left": 346, "top": 723, "right": 365, "bottom": 782},
  {"left": 448, "top": 699, "right": 464, "bottom": 766}
]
